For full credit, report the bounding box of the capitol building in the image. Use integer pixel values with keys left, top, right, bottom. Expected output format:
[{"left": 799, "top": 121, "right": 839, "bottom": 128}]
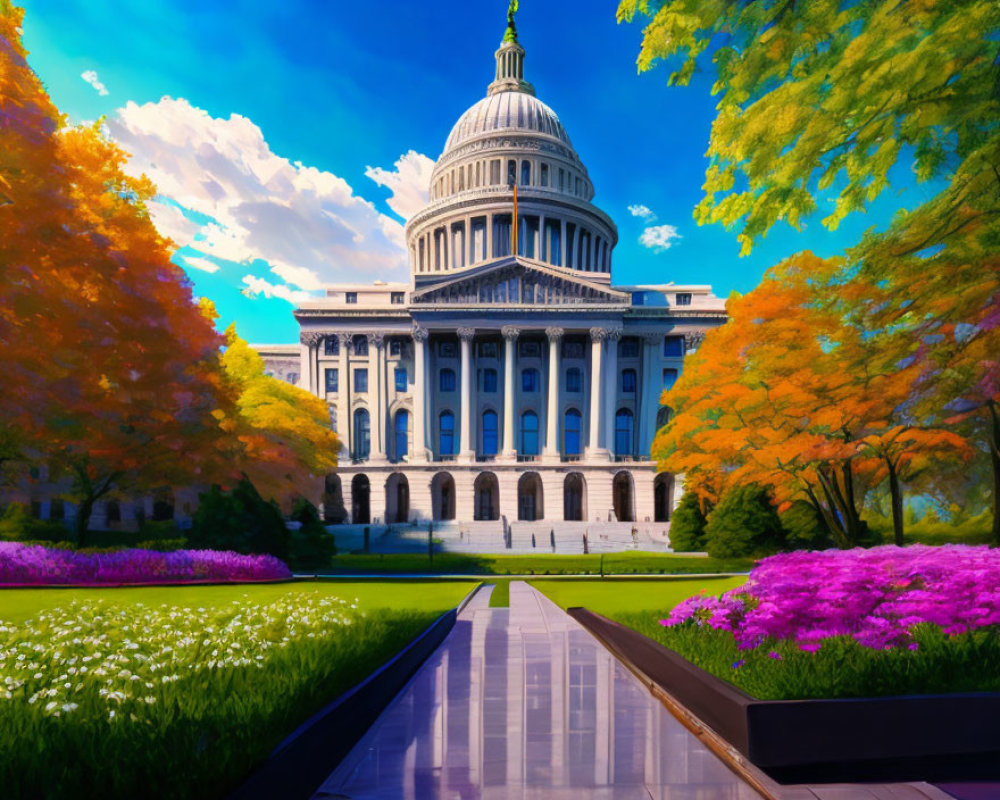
[{"left": 262, "top": 13, "right": 726, "bottom": 550}]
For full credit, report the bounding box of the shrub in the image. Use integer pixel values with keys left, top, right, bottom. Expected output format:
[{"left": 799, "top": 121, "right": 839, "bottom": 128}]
[
  {"left": 779, "top": 500, "right": 829, "bottom": 550},
  {"left": 668, "top": 490, "right": 708, "bottom": 551},
  {"left": 0, "top": 504, "right": 68, "bottom": 543},
  {"left": 288, "top": 498, "right": 336, "bottom": 569},
  {"left": 134, "top": 538, "right": 189, "bottom": 552},
  {"left": 704, "top": 484, "right": 785, "bottom": 558},
  {"left": 188, "top": 479, "right": 288, "bottom": 559}
]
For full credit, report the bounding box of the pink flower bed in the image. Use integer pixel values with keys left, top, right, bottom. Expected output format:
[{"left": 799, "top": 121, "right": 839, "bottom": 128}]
[
  {"left": 665, "top": 544, "right": 1000, "bottom": 651},
  {"left": 0, "top": 542, "right": 291, "bottom": 585}
]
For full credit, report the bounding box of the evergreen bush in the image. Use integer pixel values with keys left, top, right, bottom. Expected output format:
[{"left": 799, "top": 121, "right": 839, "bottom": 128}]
[
  {"left": 288, "top": 498, "right": 336, "bottom": 569},
  {"left": 668, "top": 490, "right": 708, "bottom": 552},
  {"left": 188, "top": 478, "right": 288, "bottom": 559},
  {"left": 704, "top": 484, "right": 785, "bottom": 558}
]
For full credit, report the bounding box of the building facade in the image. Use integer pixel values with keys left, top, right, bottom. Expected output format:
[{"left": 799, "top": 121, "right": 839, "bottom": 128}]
[{"left": 277, "top": 17, "right": 726, "bottom": 542}]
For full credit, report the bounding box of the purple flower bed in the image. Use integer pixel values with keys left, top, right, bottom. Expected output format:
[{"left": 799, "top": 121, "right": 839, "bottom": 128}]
[
  {"left": 0, "top": 542, "right": 291, "bottom": 585},
  {"left": 665, "top": 544, "right": 1000, "bottom": 651}
]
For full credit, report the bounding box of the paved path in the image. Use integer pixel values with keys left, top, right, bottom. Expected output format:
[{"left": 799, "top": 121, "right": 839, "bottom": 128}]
[{"left": 314, "top": 581, "right": 761, "bottom": 799}]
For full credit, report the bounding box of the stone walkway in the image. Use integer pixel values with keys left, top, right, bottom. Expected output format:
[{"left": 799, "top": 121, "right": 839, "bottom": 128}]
[{"left": 314, "top": 581, "right": 761, "bottom": 799}]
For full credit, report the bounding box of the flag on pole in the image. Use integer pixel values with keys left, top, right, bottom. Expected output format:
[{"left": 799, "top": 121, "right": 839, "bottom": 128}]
[{"left": 512, "top": 181, "right": 518, "bottom": 256}]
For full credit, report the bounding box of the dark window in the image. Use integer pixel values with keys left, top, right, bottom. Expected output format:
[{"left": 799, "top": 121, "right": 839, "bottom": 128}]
[
  {"left": 482, "top": 411, "right": 498, "bottom": 456},
  {"left": 324, "top": 336, "right": 339, "bottom": 356},
  {"left": 664, "top": 336, "right": 684, "bottom": 357},
  {"left": 354, "top": 368, "right": 368, "bottom": 393},
  {"left": 520, "top": 160, "right": 531, "bottom": 186},
  {"left": 478, "top": 341, "right": 498, "bottom": 359},
  {"left": 520, "top": 411, "right": 539, "bottom": 455},
  {"left": 519, "top": 340, "right": 541, "bottom": 358},
  {"left": 106, "top": 500, "right": 121, "bottom": 523},
  {"left": 480, "top": 368, "right": 498, "bottom": 393},
  {"left": 439, "top": 341, "right": 457, "bottom": 358},
  {"left": 389, "top": 339, "right": 402, "bottom": 356},
  {"left": 507, "top": 159, "right": 517, "bottom": 187},
  {"left": 675, "top": 293, "right": 692, "bottom": 306},
  {"left": 615, "top": 409, "right": 634, "bottom": 456},
  {"left": 50, "top": 498, "right": 65, "bottom": 521},
  {"left": 325, "top": 368, "right": 338, "bottom": 393},
  {"left": 540, "top": 163, "right": 549, "bottom": 187},
  {"left": 562, "top": 340, "right": 585, "bottom": 359},
  {"left": 391, "top": 291, "right": 405, "bottom": 304},
  {"left": 394, "top": 410, "right": 409, "bottom": 460},
  {"left": 439, "top": 411, "right": 455, "bottom": 456},
  {"left": 346, "top": 292, "right": 357, "bottom": 304},
  {"left": 353, "top": 409, "right": 370, "bottom": 460},
  {"left": 622, "top": 369, "right": 637, "bottom": 394},
  {"left": 522, "top": 368, "right": 539, "bottom": 392},
  {"left": 663, "top": 368, "right": 679, "bottom": 390},
  {"left": 440, "top": 368, "right": 456, "bottom": 392},
  {"left": 565, "top": 367, "right": 582, "bottom": 393},
  {"left": 354, "top": 336, "right": 368, "bottom": 356},
  {"left": 559, "top": 168, "right": 565, "bottom": 191},
  {"left": 395, "top": 368, "right": 407, "bottom": 392},
  {"left": 564, "top": 409, "right": 582, "bottom": 455},
  {"left": 620, "top": 338, "right": 639, "bottom": 358},
  {"left": 656, "top": 406, "right": 673, "bottom": 429}
]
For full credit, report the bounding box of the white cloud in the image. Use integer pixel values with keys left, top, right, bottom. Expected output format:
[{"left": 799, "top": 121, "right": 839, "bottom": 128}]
[
  {"left": 628, "top": 203, "right": 655, "bottom": 221},
  {"left": 107, "top": 97, "right": 420, "bottom": 298},
  {"left": 639, "top": 224, "right": 682, "bottom": 252},
  {"left": 242, "top": 275, "right": 313, "bottom": 305},
  {"left": 81, "top": 70, "right": 109, "bottom": 96},
  {"left": 181, "top": 255, "right": 220, "bottom": 274},
  {"left": 365, "top": 150, "right": 434, "bottom": 221}
]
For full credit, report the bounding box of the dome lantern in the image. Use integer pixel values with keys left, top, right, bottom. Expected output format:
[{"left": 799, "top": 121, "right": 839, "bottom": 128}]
[{"left": 488, "top": 1, "right": 534, "bottom": 97}]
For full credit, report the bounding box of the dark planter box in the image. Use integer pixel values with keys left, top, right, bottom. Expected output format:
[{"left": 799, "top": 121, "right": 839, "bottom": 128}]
[{"left": 568, "top": 607, "right": 1000, "bottom": 784}]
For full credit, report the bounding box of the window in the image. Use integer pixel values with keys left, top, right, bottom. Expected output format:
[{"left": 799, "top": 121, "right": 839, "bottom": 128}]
[
  {"left": 391, "top": 291, "right": 405, "bottom": 304},
  {"left": 440, "top": 368, "right": 456, "bottom": 392},
  {"left": 615, "top": 409, "right": 634, "bottom": 456},
  {"left": 353, "top": 409, "right": 370, "bottom": 460},
  {"left": 394, "top": 410, "right": 409, "bottom": 460},
  {"left": 620, "top": 338, "right": 639, "bottom": 358},
  {"left": 50, "top": 499, "right": 65, "bottom": 521},
  {"left": 106, "top": 500, "right": 121, "bottom": 524},
  {"left": 490, "top": 159, "right": 501, "bottom": 185},
  {"left": 287, "top": 372, "right": 298, "bottom": 385},
  {"left": 663, "top": 368, "right": 678, "bottom": 390},
  {"left": 520, "top": 159, "right": 531, "bottom": 185},
  {"left": 519, "top": 340, "right": 541, "bottom": 358},
  {"left": 478, "top": 341, "right": 498, "bottom": 359},
  {"left": 389, "top": 338, "right": 402, "bottom": 356},
  {"left": 559, "top": 168, "right": 565, "bottom": 191},
  {"left": 562, "top": 339, "right": 584, "bottom": 359},
  {"left": 540, "top": 163, "right": 549, "bottom": 187},
  {"left": 664, "top": 336, "right": 684, "bottom": 357},
  {"left": 622, "top": 369, "right": 637, "bottom": 394},
  {"left": 564, "top": 409, "right": 582, "bottom": 455},
  {"left": 656, "top": 406, "right": 673, "bottom": 429},
  {"left": 522, "top": 368, "right": 539, "bottom": 392},
  {"left": 354, "top": 336, "right": 368, "bottom": 356},
  {"left": 631, "top": 292, "right": 645, "bottom": 306},
  {"left": 439, "top": 341, "right": 457, "bottom": 358},
  {"left": 482, "top": 410, "right": 498, "bottom": 456},
  {"left": 395, "top": 368, "right": 407, "bottom": 392},
  {"left": 354, "top": 368, "right": 368, "bottom": 392},
  {"left": 439, "top": 411, "right": 455, "bottom": 456},
  {"left": 675, "top": 292, "right": 692, "bottom": 306},
  {"left": 480, "top": 368, "right": 498, "bottom": 393},
  {"left": 520, "top": 411, "right": 539, "bottom": 455},
  {"left": 325, "top": 368, "right": 338, "bottom": 393},
  {"left": 324, "top": 336, "right": 339, "bottom": 356},
  {"left": 346, "top": 292, "right": 357, "bottom": 304},
  {"left": 565, "top": 367, "right": 582, "bottom": 393},
  {"left": 575, "top": 177, "right": 582, "bottom": 195},
  {"left": 507, "top": 159, "right": 517, "bottom": 187}
]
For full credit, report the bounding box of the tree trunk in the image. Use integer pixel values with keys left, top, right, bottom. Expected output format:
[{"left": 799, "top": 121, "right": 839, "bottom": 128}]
[
  {"left": 990, "top": 401, "right": 1000, "bottom": 547},
  {"left": 75, "top": 495, "right": 95, "bottom": 547},
  {"left": 886, "top": 457, "right": 904, "bottom": 547}
]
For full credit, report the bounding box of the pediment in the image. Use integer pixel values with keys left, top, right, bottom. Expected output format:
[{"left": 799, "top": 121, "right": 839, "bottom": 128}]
[{"left": 411, "top": 257, "right": 630, "bottom": 307}]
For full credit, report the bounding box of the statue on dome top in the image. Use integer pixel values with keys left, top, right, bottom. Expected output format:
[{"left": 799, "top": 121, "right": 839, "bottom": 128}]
[{"left": 503, "top": 0, "right": 519, "bottom": 43}]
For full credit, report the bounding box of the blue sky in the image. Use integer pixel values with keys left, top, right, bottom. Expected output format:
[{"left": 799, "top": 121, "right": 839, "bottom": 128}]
[{"left": 20, "top": 0, "right": 939, "bottom": 343}]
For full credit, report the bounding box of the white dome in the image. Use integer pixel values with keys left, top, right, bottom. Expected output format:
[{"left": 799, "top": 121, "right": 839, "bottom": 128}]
[{"left": 442, "top": 91, "right": 572, "bottom": 155}]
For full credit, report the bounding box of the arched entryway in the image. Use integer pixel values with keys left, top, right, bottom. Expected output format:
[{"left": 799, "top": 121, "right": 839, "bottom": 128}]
[
  {"left": 385, "top": 473, "right": 409, "bottom": 524},
  {"left": 517, "top": 472, "right": 543, "bottom": 521},
  {"left": 474, "top": 472, "right": 499, "bottom": 521},
  {"left": 152, "top": 490, "right": 174, "bottom": 522},
  {"left": 431, "top": 472, "right": 456, "bottom": 521},
  {"left": 613, "top": 471, "right": 634, "bottom": 522},
  {"left": 563, "top": 473, "right": 586, "bottom": 521},
  {"left": 654, "top": 473, "right": 674, "bottom": 522},
  {"left": 323, "top": 474, "right": 347, "bottom": 523},
  {"left": 351, "top": 474, "right": 371, "bottom": 524}
]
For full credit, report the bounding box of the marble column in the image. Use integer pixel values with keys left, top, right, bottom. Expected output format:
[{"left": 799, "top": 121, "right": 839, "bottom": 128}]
[
  {"left": 368, "top": 333, "right": 386, "bottom": 462},
  {"left": 500, "top": 325, "right": 519, "bottom": 459},
  {"left": 457, "top": 327, "right": 476, "bottom": 462},
  {"left": 560, "top": 219, "right": 567, "bottom": 267},
  {"left": 586, "top": 327, "right": 607, "bottom": 457},
  {"left": 338, "top": 333, "right": 352, "bottom": 460},
  {"left": 603, "top": 328, "right": 621, "bottom": 458},
  {"left": 639, "top": 333, "right": 660, "bottom": 456},
  {"left": 300, "top": 332, "right": 323, "bottom": 397},
  {"left": 543, "top": 327, "right": 563, "bottom": 461},
  {"left": 411, "top": 326, "right": 429, "bottom": 462},
  {"left": 487, "top": 214, "right": 494, "bottom": 260}
]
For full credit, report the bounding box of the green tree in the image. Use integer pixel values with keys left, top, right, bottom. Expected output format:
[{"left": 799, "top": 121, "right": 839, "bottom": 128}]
[
  {"left": 779, "top": 499, "right": 829, "bottom": 551},
  {"left": 188, "top": 478, "right": 289, "bottom": 560},
  {"left": 704, "top": 484, "right": 785, "bottom": 558},
  {"left": 668, "top": 490, "right": 708, "bottom": 552},
  {"left": 288, "top": 497, "right": 336, "bottom": 569}
]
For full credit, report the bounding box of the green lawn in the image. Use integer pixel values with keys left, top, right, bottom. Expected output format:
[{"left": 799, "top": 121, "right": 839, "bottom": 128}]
[
  {"left": 0, "top": 580, "right": 476, "bottom": 800},
  {"left": 531, "top": 576, "right": 747, "bottom": 618},
  {"left": 320, "top": 551, "right": 754, "bottom": 576}
]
